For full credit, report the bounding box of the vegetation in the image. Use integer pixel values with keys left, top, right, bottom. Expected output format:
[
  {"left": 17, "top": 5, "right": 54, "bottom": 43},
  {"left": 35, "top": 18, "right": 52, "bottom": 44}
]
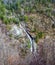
[
  {"left": 0, "top": 0, "right": 55, "bottom": 38},
  {"left": 0, "top": 0, "right": 55, "bottom": 24},
  {"left": 35, "top": 32, "right": 44, "bottom": 42},
  {"left": 0, "top": 0, "right": 55, "bottom": 65}
]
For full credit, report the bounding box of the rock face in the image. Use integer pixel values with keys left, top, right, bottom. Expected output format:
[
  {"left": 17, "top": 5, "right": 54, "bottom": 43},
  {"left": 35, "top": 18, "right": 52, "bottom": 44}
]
[
  {"left": 0, "top": 22, "right": 31, "bottom": 65},
  {"left": 0, "top": 22, "right": 38, "bottom": 65},
  {"left": 9, "top": 24, "right": 25, "bottom": 37}
]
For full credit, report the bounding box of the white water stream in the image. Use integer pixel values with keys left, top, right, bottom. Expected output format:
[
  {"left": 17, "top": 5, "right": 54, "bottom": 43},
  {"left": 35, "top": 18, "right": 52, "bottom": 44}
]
[{"left": 10, "top": 23, "right": 37, "bottom": 53}]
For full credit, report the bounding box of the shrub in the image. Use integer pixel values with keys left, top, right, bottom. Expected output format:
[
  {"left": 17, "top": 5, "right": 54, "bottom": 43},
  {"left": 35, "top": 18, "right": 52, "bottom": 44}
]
[
  {"left": 24, "top": 7, "right": 30, "bottom": 13},
  {"left": 3, "top": 17, "right": 9, "bottom": 24},
  {"left": 35, "top": 35, "right": 39, "bottom": 43},
  {"left": 37, "top": 32, "right": 44, "bottom": 38},
  {"left": 35, "top": 32, "right": 44, "bottom": 42},
  {"left": 2, "top": 15, "right": 12, "bottom": 24},
  {"left": 0, "top": 14, "right": 4, "bottom": 20},
  {"left": 11, "top": 18, "right": 19, "bottom": 24},
  {"left": 24, "top": 15, "right": 29, "bottom": 22}
]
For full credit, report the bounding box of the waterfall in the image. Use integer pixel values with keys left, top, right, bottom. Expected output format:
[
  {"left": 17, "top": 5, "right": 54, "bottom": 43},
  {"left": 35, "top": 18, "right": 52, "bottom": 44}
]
[
  {"left": 20, "top": 23, "right": 37, "bottom": 53},
  {"left": 10, "top": 23, "right": 37, "bottom": 53}
]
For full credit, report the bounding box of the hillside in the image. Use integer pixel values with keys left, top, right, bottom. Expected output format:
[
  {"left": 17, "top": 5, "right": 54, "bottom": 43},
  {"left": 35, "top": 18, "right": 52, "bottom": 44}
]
[{"left": 0, "top": 0, "right": 55, "bottom": 65}]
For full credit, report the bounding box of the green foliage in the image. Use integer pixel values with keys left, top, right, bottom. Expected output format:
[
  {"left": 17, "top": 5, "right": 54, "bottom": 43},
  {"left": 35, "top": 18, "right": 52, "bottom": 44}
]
[
  {"left": 48, "top": 0, "right": 52, "bottom": 2},
  {"left": 35, "top": 32, "right": 44, "bottom": 42},
  {"left": 3, "top": 16, "right": 10, "bottom": 24},
  {"left": 27, "top": 40, "right": 31, "bottom": 48},
  {"left": 35, "top": 36, "right": 39, "bottom": 43},
  {"left": 41, "top": 0, "right": 47, "bottom": 4},
  {"left": 24, "top": 7, "right": 29, "bottom": 13},
  {"left": 24, "top": 15, "right": 29, "bottom": 22},
  {"left": 0, "top": 14, "right": 4, "bottom": 20},
  {"left": 30, "top": 7, "right": 36, "bottom": 13},
  {"left": 19, "top": 15, "right": 24, "bottom": 21},
  {"left": 36, "top": 0, "right": 52, "bottom": 4},
  {"left": 45, "top": 8, "right": 52, "bottom": 12},
  {"left": 37, "top": 32, "right": 44, "bottom": 38},
  {"left": 0, "top": 1, "right": 6, "bottom": 13},
  {"left": 0, "top": 0, "right": 54, "bottom": 25},
  {"left": 11, "top": 18, "right": 19, "bottom": 24},
  {"left": 0, "top": 0, "right": 7, "bottom": 22}
]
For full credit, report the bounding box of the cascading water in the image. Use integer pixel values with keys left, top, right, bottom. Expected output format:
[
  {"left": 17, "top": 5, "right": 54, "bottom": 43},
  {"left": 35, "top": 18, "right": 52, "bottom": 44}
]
[
  {"left": 10, "top": 23, "right": 37, "bottom": 53},
  {"left": 20, "top": 24, "right": 37, "bottom": 53}
]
